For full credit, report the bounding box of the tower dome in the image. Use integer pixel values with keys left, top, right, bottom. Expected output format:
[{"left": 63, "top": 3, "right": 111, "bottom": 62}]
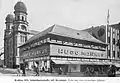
[
  {"left": 14, "top": 1, "right": 27, "bottom": 13},
  {"left": 5, "top": 14, "right": 14, "bottom": 22}
]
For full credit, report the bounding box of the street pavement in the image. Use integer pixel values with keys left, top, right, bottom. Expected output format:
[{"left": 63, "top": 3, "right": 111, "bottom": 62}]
[{"left": 0, "top": 68, "right": 120, "bottom": 77}]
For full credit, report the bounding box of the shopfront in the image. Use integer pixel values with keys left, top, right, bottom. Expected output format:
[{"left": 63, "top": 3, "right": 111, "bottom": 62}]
[
  {"left": 20, "top": 44, "right": 51, "bottom": 72},
  {"left": 49, "top": 44, "right": 111, "bottom": 74}
]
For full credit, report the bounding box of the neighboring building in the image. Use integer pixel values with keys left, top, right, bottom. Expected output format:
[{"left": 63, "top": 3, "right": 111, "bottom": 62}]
[
  {"left": 19, "top": 24, "right": 110, "bottom": 74},
  {"left": 4, "top": 1, "right": 39, "bottom": 68},
  {"left": 83, "top": 23, "right": 120, "bottom": 67}
]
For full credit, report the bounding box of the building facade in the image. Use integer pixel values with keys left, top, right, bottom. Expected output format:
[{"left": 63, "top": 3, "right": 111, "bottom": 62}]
[
  {"left": 83, "top": 23, "right": 120, "bottom": 67},
  {"left": 19, "top": 24, "right": 111, "bottom": 74},
  {"left": 4, "top": 1, "right": 38, "bottom": 68}
]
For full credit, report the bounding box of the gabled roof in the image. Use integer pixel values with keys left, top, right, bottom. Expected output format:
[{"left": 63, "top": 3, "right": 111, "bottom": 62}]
[{"left": 23, "top": 24, "right": 106, "bottom": 46}]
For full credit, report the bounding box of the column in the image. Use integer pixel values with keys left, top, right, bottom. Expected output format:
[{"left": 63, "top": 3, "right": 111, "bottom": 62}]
[
  {"left": 47, "top": 60, "right": 51, "bottom": 72},
  {"left": 41, "top": 60, "right": 44, "bottom": 71}
]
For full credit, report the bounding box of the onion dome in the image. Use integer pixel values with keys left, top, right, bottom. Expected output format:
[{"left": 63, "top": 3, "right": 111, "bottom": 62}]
[
  {"left": 14, "top": 1, "right": 27, "bottom": 13},
  {"left": 5, "top": 14, "right": 14, "bottom": 22}
]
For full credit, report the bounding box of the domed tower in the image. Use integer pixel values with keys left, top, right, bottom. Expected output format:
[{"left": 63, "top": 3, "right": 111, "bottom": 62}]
[
  {"left": 13, "top": 1, "right": 29, "bottom": 44},
  {"left": 4, "top": 14, "right": 14, "bottom": 67},
  {"left": 11, "top": 1, "right": 29, "bottom": 68},
  {"left": 5, "top": 14, "right": 14, "bottom": 36},
  {"left": 14, "top": 1, "right": 28, "bottom": 25}
]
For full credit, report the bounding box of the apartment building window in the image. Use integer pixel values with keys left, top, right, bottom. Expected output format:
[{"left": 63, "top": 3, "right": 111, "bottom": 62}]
[
  {"left": 108, "top": 26, "right": 111, "bottom": 31},
  {"left": 20, "top": 35, "right": 22, "bottom": 42},
  {"left": 113, "top": 28, "right": 115, "bottom": 33},
  {"left": 113, "top": 33, "right": 115, "bottom": 38},
  {"left": 117, "top": 35, "right": 119, "bottom": 39},
  {"left": 113, "top": 38, "right": 115, "bottom": 44},
  {"left": 25, "top": 36, "right": 27, "bottom": 41},
  {"left": 108, "top": 37, "right": 110, "bottom": 43},
  {"left": 113, "top": 51, "right": 115, "bottom": 58},
  {"left": 108, "top": 32, "right": 110, "bottom": 37},
  {"left": 22, "top": 16, "right": 24, "bottom": 21},
  {"left": 117, "top": 30, "right": 119, "bottom": 34},
  {"left": 116, "top": 40, "right": 119, "bottom": 46},
  {"left": 108, "top": 45, "right": 110, "bottom": 50},
  {"left": 117, "top": 52, "right": 120, "bottom": 58},
  {"left": 17, "top": 16, "right": 20, "bottom": 20},
  {"left": 107, "top": 50, "right": 110, "bottom": 58},
  {"left": 20, "top": 35, "right": 26, "bottom": 43}
]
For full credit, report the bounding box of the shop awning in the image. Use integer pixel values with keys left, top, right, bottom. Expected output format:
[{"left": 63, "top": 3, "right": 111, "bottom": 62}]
[
  {"left": 52, "top": 60, "right": 88, "bottom": 64},
  {"left": 101, "top": 61, "right": 112, "bottom": 65},
  {"left": 52, "top": 60, "right": 71, "bottom": 64},
  {"left": 113, "top": 63, "right": 120, "bottom": 67},
  {"left": 52, "top": 60, "right": 112, "bottom": 65}
]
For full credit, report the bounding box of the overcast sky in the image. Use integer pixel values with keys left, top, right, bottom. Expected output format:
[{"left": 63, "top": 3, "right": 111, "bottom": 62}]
[{"left": 0, "top": 0, "right": 120, "bottom": 49}]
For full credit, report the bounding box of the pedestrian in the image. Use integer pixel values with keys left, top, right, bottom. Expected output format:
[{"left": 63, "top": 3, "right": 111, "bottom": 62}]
[
  {"left": 42, "top": 67, "right": 45, "bottom": 72},
  {"left": 84, "top": 67, "right": 90, "bottom": 76},
  {"left": 2, "top": 65, "right": 6, "bottom": 71},
  {"left": 112, "top": 65, "right": 116, "bottom": 77},
  {"left": 90, "top": 67, "right": 95, "bottom": 76},
  {"left": 58, "top": 67, "right": 62, "bottom": 75},
  {"left": 107, "top": 65, "right": 116, "bottom": 77},
  {"left": 22, "top": 63, "right": 26, "bottom": 76},
  {"left": 34, "top": 66, "right": 39, "bottom": 76},
  {"left": 17, "top": 66, "right": 22, "bottom": 76}
]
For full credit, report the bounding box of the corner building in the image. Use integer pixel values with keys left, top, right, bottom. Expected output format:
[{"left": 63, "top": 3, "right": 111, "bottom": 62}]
[
  {"left": 4, "top": 1, "right": 38, "bottom": 68},
  {"left": 19, "top": 24, "right": 111, "bottom": 74}
]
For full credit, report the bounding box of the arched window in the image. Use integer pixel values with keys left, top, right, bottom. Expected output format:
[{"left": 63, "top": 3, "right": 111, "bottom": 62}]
[{"left": 22, "top": 16, "right": 24, "bottom": 21}]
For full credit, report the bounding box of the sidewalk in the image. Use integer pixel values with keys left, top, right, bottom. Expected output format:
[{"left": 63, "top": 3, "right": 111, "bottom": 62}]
[
  {"left": 0, "top": 68, "right": 17, "bottom": 75},
  {"left": 0, "top": 68, "right": 120, "bottom": 77}
]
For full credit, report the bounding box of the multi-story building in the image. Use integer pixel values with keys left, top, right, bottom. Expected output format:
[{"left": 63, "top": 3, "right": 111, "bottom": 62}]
[
  {"left": 4, "top": 1, "right": 38, "bottom": 68},
  {"left": 83, "top": 23, "right": 120, "bottom": 67},
  {"left": 19, "top": 24, "right": 110, "bottom": 74}
]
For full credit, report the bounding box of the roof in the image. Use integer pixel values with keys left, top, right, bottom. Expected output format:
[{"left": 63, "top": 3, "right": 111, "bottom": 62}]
[
  {"left": 23, "top": 24, "right": 106, "bottom": 46},
  {"left": 14, "top": 1, "right": 27, "bottom": 13},
  {"left": 5, "top": 14, "right": 14, "bottom": 22},
  {"left": 28, "top": 30, "right": 40, "bottom": 35},
  {"left": 83, "top": 23, "right": 120, "bottom": 43},
  {"left": 110, "top": 23, "right": 120, "bottom": 29},
  {"left": 82, "top": 25, "right": 106, "bottom": 43}
]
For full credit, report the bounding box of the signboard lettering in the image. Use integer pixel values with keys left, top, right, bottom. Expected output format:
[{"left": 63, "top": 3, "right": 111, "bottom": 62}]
[
  {"left": 50, "top": 45, "right": 107, "bottom": 59},
  {"left": 21, "top": 46, "right": 49, "bottom": 58}
]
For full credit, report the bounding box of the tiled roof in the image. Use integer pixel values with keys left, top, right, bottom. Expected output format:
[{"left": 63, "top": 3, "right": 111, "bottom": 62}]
[{"left": 24, "top": 24, "right": 106, "bottom": 45}]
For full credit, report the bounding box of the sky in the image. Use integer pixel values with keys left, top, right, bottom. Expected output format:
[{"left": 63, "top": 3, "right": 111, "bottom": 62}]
[{"left": 0, "top": 0, "right": 120, "bottom": 49}]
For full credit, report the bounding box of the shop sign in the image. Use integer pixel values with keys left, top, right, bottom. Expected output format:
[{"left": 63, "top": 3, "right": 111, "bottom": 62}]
[
  {"left": 21, "top": 46, "right": 49, "bottom": 58},
  {"left": 50, "top": 45, "right": 107, "bottom": 59}
]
